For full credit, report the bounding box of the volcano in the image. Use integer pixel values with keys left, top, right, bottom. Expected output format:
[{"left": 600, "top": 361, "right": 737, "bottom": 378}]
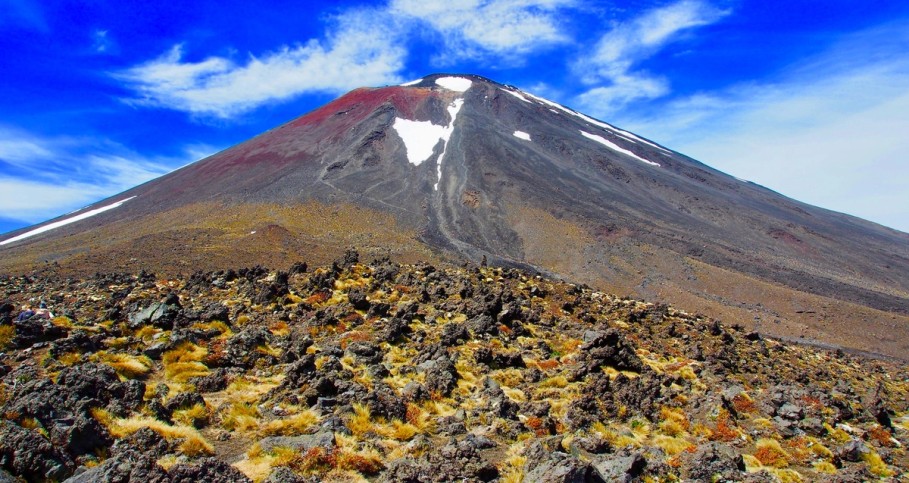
[{"left": 2, "top": 74, "right": 907, "bottom": 358}]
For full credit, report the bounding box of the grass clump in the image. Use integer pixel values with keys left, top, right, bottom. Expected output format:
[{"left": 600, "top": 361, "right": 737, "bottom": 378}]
[
  {"left": 92, "top": 408, "right": 213, "bottom": 456},
  {"left": 862, "top": 449, "right": 893, "bottom": 477},
  {"left": 753, "top": 438, "right": 790, "bottom": 468},
  {"left": 0, "top": 326, "right": 15, "bottom": 349},
  {"left": 347, "top": 403, "right": 373, "bottom": 437},
  {"left": 56, "top": 351, "right": 82, "bottom": 366},
  {"left": 221, "top": 402, "right": 260, "bottom": 432},
  {"left": 262, "top": 409, "right": 319, "bottom": 436},
  {"left": 95, "top": 352, "right": 153, "bottom": 379},
  {"left": 172, "top": 402, "right": 209, "bottom": 427},
  {"left": 652, "top": 435, "right": 694, "bottom": 456},
  {"left": 162, "top": 342, "right": 210, "bottom": 383},
  {"left": 658, "top": 406, "right": 689, "bottom": 436}
]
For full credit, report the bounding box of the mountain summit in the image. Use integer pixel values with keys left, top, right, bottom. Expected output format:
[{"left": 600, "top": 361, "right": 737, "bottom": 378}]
[{"left": 2, "top": 74, "right": 907, "bottom": 357}]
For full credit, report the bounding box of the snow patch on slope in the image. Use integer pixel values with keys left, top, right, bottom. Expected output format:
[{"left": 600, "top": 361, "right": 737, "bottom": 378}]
[
  {"left": 517, "top": 90, "right": 671, "bottom": 154},
  {"left": 513, "top": 131, "right": 531, "bottom": 141},
  {"left": 392, "top": 98, "right": 465, "bottom": 190},
  {"left": 393, "top": 118, "right": 447, "bottom": 166},
  {"left": 574, "top": 112, "right": 672, "bottom": 154},
  {"left": 435, "top": 77, "right": 472, "bottom": 92},
  {"left": 580, "top": 131, "right": 660, "bottom": 167},
  {"left": 501, "top": 89, "right": 531, "bottom": 103},
  {"left": 400, "top": 78, "right": 423, "bottom": 86},
  {"left": 0, "top": 196, "right": 137, "bottom": 246},
  {"left": 434, "top": 99, "right": 465, "bottom": 191}
]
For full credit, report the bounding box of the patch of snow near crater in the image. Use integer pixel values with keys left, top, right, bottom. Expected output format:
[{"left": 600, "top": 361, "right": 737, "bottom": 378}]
[
  {"left": 513, "top": 131, "right": 531, "bottom": 141},
  {"left": 400, "top": 78, "right": 423, "bottom": 86},
  {"left": 435, "top": 77, "right": 472, "bottom": 92},
  {"left": 393, "top": 118, "right": 447, "bottom": 166},
  {"left": 0, "top": 196, "right": 137, "bottom": 246},
  {"left": 580, "top": 131, "right": 660, "bottom": 167}
]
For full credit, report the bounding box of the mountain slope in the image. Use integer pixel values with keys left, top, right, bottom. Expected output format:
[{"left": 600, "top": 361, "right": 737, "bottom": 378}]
[{"left": 1, "top": 74, "right": 907, "bottom": 358}]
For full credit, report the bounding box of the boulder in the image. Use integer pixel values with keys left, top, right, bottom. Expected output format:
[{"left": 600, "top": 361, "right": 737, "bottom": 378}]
[
  {"left": 0, "top": 420, "right": 74, "bottom": 482},
  {"left": 128, "top": 302, "right": 179, "bottom": 330},
  {"left": 12, "top": 316, "right": 67, "bottom": 348},
  {"left": 591, "top": 448, "right": 647, "bottom": 483}
]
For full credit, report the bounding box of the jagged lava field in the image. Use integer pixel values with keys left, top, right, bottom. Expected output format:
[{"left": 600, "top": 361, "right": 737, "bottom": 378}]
[{"left": 0, "top": 253, "right": 907, "bottom": 482}]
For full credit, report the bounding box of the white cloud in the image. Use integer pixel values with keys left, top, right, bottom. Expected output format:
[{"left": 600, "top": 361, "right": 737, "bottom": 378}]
[
  {"left": 0, "top": 131, "right": 54, "bottom": 164},
  {"left": 390, "top": 0, "right": 573, "bottom": 62},
  {"left": 574, "top": 0, "right": 727, "bottom": 113},
  {"left": 0, "top": 128, "right": 211, "bottom": 224},
  {"left": 117, "top": 11, "right": 406, "bottom": 118},
  {"left": 0, "top": 178, "right": 110, "bottom": 222},
  {"left": 616, "top": 23, "right": 909, "bottom": 233}
]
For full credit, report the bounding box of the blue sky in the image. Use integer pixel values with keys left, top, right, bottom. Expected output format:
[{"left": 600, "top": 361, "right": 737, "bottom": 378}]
[{"left": 2, "top": 0, "right": 908, "bottom": 234}]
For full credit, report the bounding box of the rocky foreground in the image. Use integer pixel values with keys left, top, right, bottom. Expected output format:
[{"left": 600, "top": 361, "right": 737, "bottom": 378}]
[{"left": 0, "top": 252, "right": 906, "bottom": 482}]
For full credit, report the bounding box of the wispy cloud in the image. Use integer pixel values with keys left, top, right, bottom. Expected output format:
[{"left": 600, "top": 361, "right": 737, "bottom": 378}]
[
  {"left": 617, "top": 22, "right": 909, "bottom": 232},
  {"left": 390, "top": 0, "right": 574, "bottom": 64},
  {"left": 574, "top": 0, "right": 728, "bottom": 114},
  {"left": 0, "top": 127, "right": 214, "bottom": 224},
  {"left": 91, "top": 29, "right": 115, "bottom": 54},
  {"left": 116, "top": 10, "right": 406, "bottom": 118},
  {"left": 0, "top": 131, "right": 54, "bottom": 163}
]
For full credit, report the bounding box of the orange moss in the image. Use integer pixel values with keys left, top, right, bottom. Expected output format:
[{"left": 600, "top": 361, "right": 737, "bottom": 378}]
[
  {"left": 269, "top": 321, "right": 290, "bottom": 336},
  {"left": 799, "top": 395, "right": 823, "bottom": 411},
  {"left": 731, "top": 393, "right": 757, "bottom": 413},
  {"left": 290, "top": 446, "right": 383, "bottom": 476},
  {"left": 868, "top": 426, "right": 896, "bottom": 448},
  {"left": 709, "top": 409, "right": 739, "bottom": 442},
  {"left": 405, "top": 404, "right": 422, "bottom": 426},
  {"left": 784, "top": 436, "right": 812, "bottom": 464},
  {"left": 340, "top": 331, "right": 370, "bottom": 350},
  {"left": 524, "top": 416, "right": 550, "bottom": 436},
  {"left": 754, "top": 442, "right": 789, "bottom": 468},
  {"left": 294, "top": 447, "right": 335, "bottom": 474},
  {"left": 203, "top": 339, "right": 227, "bottom": 367},
  {"left": 336, "top": 452, "right": 384, "bottom": 474},
  {"left": 342, "top": 312, "right": 364, "bottom": 324},
  {"left": 306, "top": 291, "right": 331, "bottom": 305}
]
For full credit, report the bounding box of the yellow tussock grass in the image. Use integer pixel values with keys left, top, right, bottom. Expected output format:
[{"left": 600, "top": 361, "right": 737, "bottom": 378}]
[
  {"left": 769, "top": 468, "right": 803, "bottom": 483},
  {"left": 262, "top": 410, "right": 319, "bottom": 436},
  {"left": 347, "top": 403, "right": 373, "bottom": 437},
  {"left": 92, "top": 408, "right": 213, "bottom": 456},
  {"left": 658, "top": 407, "right": 689, "bottom": 436},
  {"left": 222, "top": 402, "right": 260, "bottom": 432},
  {"left": 163, "top": 342, "right": 210, "bottom": 383},
  {"left": 652, "top": 435, "right": 694, "bottom": 456},
  {"left": 56, "top": 351, "right": 82, "bottom": 366},
  {"left": 171, "top": 403, "right": 209, "bottom": 427},
  {"left": 862, "top": 450, "right": 893, "bottom": 477},
  {"left": 376, "top": 419, "right": 420, "bottom": 441},
  {"left": 96, "top": 352, "right": 153, "bottom": 379}
]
